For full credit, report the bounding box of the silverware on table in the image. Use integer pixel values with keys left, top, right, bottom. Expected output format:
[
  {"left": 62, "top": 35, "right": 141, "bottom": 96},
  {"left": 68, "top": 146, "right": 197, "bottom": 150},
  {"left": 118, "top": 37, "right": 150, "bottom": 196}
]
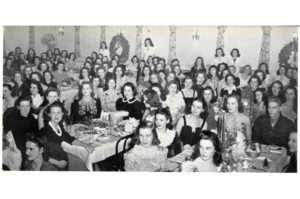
[{"left": 250, "top": 165, "right": 267, "bottom": 172}]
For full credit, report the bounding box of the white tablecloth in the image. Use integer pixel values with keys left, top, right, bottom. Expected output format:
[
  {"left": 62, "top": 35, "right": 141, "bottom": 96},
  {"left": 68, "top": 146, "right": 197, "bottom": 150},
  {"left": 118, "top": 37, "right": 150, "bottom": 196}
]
[{"left": 60, "top": 89, "right": 78, "bottom": 101}]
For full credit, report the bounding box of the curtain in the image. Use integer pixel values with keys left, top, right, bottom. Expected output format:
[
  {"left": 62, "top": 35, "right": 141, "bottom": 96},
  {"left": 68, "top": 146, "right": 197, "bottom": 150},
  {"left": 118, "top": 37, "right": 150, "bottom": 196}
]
[
  {"left": 168, "top": 26, "right": 177, "bottom": 66},
  {"left": 216, "top": 26, "right": 227, "bottom": 50},
  {"left": 74, "top": 26, "right": 81, "bottom": 58},
  {"left": 259, "top": 26, "right": 272, "bottom": 65},
  {"left": 135, "top": 26, "right": 143, "bottom": 59},
  {"left": 99, "top": 26, "right": 106, "bottom": 51},
  {"left": 29, "top": 26, "right": 35, "bottom": 50}
]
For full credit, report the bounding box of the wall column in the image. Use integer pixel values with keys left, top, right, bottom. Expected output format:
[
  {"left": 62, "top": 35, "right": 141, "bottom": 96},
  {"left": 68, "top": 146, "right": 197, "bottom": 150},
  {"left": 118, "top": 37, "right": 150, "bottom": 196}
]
[
  {"left": 29, "top": 26, "right": 35, "bottom": 50},
  {"left": 168, "top": 26, "right": 177, "bottom": 66},
  {"left": 259, "top": 26, "right": 272, "bottom": 65},
  {"left": 3, "top": 27, "right": 6, "bottom": 57},
  {"left": 216, "top": 26, "right": 227, "bottom": 50},
  {"left": 74, "top": 26, "right": 81, "bottom": 58},
  {"left": 135, "top": 26, "right": 143, "bottom": 59},
  {"left": 99, "top": 26, "right": 106, "bottom": 52}
]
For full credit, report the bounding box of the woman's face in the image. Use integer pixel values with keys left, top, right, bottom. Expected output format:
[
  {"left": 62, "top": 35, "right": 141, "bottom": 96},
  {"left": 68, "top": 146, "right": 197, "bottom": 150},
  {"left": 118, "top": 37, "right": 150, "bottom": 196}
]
[
  {"left": 70, "top": 54, "right": 74, "bottom": 60},
  {"left": 85, "top": 63, "right": 91, "bottom": 69},
  {"left": 41, "top": 64, "right": 47, "bottom": 71},
  {"left": 168, "top": 84, "right": 177, "bottom": 94},
  {"left": 203, "top": 90, "right": 212, "bottom": 102},
  {"left": 153, "top": 58, "right": 158, "bottom": 65},
  {"left": 191, "top": 100, "right": 203, "bottom": 116},
  {"left": 115, "top": 67, "right": 123, "bottom": 77},
  {"left": 272, "top": 83, "right": 281, "bottom": 96},
  {"left": 227, "top": 97, "right": 239, "bottom": 113},
  {"left": 103, "top": 57, "right": 108, "bottom": 62},
  {"left": 196, "top": 58, "right": 202, "bottom": 66},
  {"left": 46, "top": 61, "right": 52, "bottom": 68},
  {"left": 108, "top": 79, "right": 116, "bottom": 89},
  {"left": 26, "top": 141, "right": 43, "bottom": 161},
  {"left": 288, "top": 132, "right": 297, "bottom": 153},
  {"left": 250, "top": 77, "right": 259, "bottom": 90},
  {"left": 232, "top": 50, "right": 238, "bottom": 58},
  {"left": 229, "top": 67, "right": 236, "bottom": 75},
  {"left": 279, "top": 67, "right": 286, "bottom": 76},
  {"left": 217, "top": 49, "right": 222, "bottom": 57},
  {"left": 98, "top": 69, "right": 105, "bottom": 78},
  {"left": 255, "top": 91, "right": 263, "bottom": 103},
  {"left": 14, "top": 73, "right": 22, "bottom": 83},
  {"left": 54, "top": 49, "right": 59, "bottom": 54},
  {"left": 50, "top": 106, "right": 63, "bottom": 124},
  {"left": 3, "top": 87, "right": 12, "bottom": 98},
  {"left": 155, "top": 114, "right": 169, "bottom": 130},
  {"left": 184, "top": 79, "right": 193, "bottom": 89},
  {"left": 287, "top": 69, "right": 293, "bottom": 78},
  {"left": 30, "top": 84, "right": 39, "bottom": 95},
  {"left": 44, "top": 72, "right": 52, "bottom": 81},
  {"left": 139, "top": 128, "right": 154, "bottom": 148},
  {"left": 20, "top": 54, "right": 25, "bottom": 59},
  {"left": 292, "top": 70, "right": 298, "bottom": 79},
  {"left": 124, "top": 86, "right": 134, "bottom": 99},
  {"left": 150, "top": 74, "right": 159, "bottom": 83},
  {"left": 226, "top": 76, "right": 235, "bottom": 86},
  {"left": 156, "top": 64, "right": 163, "bottom": 71},
  {"left": 93, "top": 78, "right": 100, "bottom": 87},
  {"left": 47, "top": 51, "right": 52, "bottom": 56},
  {"left": 245, "top": 66, "right": 251, "bottom": 75},
  {"left": 148, "top": 57, "right": 153, "bottom": 64},
  {"left": 46, "top": 91, "right": 59, "bottom": 104},
  {"left": 82, "top": 84, "right": 92, "bottom": 96},
  {"left": 101, "top": 43, "right": 106, "bottom": 48},
  {"left": 34, "top": 58, "right": 40, "bottom": 65},
  {"left": 152, "top": 87, "right": 161, "bottom": 97},
  {"left": 222, "top": 70, "right": 229, "bottom": 78},
  {"left": 219, "top": 65, "right": 225, "bottom": 73},
  {"left": 112, "top": 60, "right": 118, "bottom": 68},
  {"left": 6, "top": 60, "right": 12, "bottom": 67},
  {"left": 172, "top": 61, "right": 179, "bottom": 66},
  {"left": 210, "top": 68, "right": 217, "bottom": 76},
  {"left": 140, "top": 62, "right": 145, "bottom": 68},
  {"left": 62, "top": 51, "right": 67, "bottom": 58},
  {"left": 114, "top": 56, "right": 119, "bottom": 61},
  {"left": 146, "top": 40, "right": 150, "bottom": 47},
  {"left": 286, "top": 88, "right": 296, "bottom": 102},
  {"left": 144, "top": 68, "right": 150, "bottom": 76},
  {"left": 82, "top": 69, "right": 88, "bottom": 78},
  {"left": 29, "top": 49, "right": 34, "bottom": 55},
  {"left": 199, "top": 139, "right": 215, "bottom": 161},
  {"left": 19, "top": 101, "right": 31, "bottom": 116},
  {"left": 159, "top": 72, "right": 165, "bottom": 81},
  {"left": 58, "top": 64, "right": 64, "bottom": 71},
  {"left": 42, "top": 53, "right": 47, "bottom": 59},
  {"left": 257, "top": 72, "right": 264, "bottom": 81},
  {"left": 25, "top": 68, "right": 32, "bottom": 76},
  {"left": 92, "top": 52, "right": 97, "bottom": 59},
  {"left": 103, "top": 63, "right": 109, "bottom": 70},
  {"left": 174, "top": 67, "right": 180, "bottom": 75},
  {"left": 159, "top": 60, "right": 165, "bottom": 67},
  {"left": 196, "top": 74, "right": 205, "bottom": 84},
  {"left": 16, "top": 48, "right": 21, "bottom": 54},
  {"left": 133, "top": 57, "right": 137, "bottom": 63},
  {"left": 31, "top": 74, "right": 40, "bottom": 82}
]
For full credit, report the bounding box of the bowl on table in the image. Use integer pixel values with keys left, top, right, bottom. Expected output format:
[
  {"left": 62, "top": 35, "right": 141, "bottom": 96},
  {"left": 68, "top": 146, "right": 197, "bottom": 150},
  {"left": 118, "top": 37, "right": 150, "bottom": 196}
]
[{"left": 245, "top": 143, "right": 262, "bottom": 158}]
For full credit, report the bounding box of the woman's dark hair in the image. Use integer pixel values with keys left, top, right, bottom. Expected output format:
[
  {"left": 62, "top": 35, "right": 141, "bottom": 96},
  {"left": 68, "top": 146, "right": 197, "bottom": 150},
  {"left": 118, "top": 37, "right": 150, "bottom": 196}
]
[
  {"left": 154, "top": 63, "right": 164, "bottom": 72},
  {"left": 172, "top": 64, "right": 183, "bottom": 76},
  {"left": 215, "top": 47, "right": 225, "bottom": 57},
  {"left": 208, "top": 65, "right": 218, "bottom": 78},
  {"left": 92, "top": 75, "right": 102, "bottom": 88},
  {"left": 195, "top": 72, "right": 208, "bottom": 85},
  {"left": 269, "top": 80, "right": 285, "bottom": 97},
  {"left": 79, "top": 67, "right": 91, "bottom": 80},
  {"left": 154, "top": 107, "right": 173, "bottom": 130},
  {"left": 147, "top": 56, "right": 153, "bottom": 65},
  {"left": 30, "top": 79, "right": 44, "bottom": 96},
  {"left": 46, "top": 49, "right": 54, "bottom": 58},
  {"left": 137, "top": 60, "right": 146, "bottom": 73},
  {"left": 142, "top": 89, "right": 162, "bottom": 108},
  {"left": 193, "top": 57, "right": 205, "bottom": 69},
  {"left": 254, "top": 69, "right": 266, "bottom": 81},
  {"left": 121, "top": 82, "right": 137, "bottom": 98},
  {"left": 26, "top": 133, "right": 49, "bottom": 161},
  {"left": 4, "top": 58, "right": 12, "bottom": 68},
  {"left": 91, "top": 51, "right": 98, "bottom": 60},
  {"left": 141, "top": 65, "right": 151, "bottom": 76},
  {"left": 248, "top": 74, "right": 262, "bottom": 86},
  {"left": 150, "top": 83, "right": 167, "bottom": 101},
  {"left": 131, "top": 121, "right": 160, "bottom": 147},
  {"left": 85, "top": 56, "right": 93, "bottom": 63},
  {"left": 53, "top": 48, "right": 60, "bottom": 55},
  {"left": 144, "top": 38, "right": 154, "bottom": 47},
  {"left": 44, "top": 101, "right": 67, "bottom": 124},
  {"left": 109, "top": 59, "right": 118, "bottom": 69},
  {"left": 185, "top": 98, "right": 209, "bottom": 119},
  {"left": 201, "top": 86, "right": 217, "bottom": 104},
  {"left": 220, "top": 69, "right": 229, "bottom": 80},
  {"left": 43, "top": 70, "right": 54, "bottom": 83},
  {"left": 277, "top": 65, "right": 287, "bottom": 76},
  {"left": 68, "top": 52, "right": 76, "bottom": 61},
  {"left": 60, "top": 50, "right": 68, "bottom": 58},
  {"left": 153, "top": 56, "right": 160, "bottom": 62},
  {"left": 130, "top": 55, "right": 139, "bottom": 63},
  {"left": 253, "top": 88, "right": 269, "bottom": 106},
  {"left": 112, "top": 55, "right": 120, "bottom": 62},
  {"left": 217, "top": 63, "right": 229, "bottom": 74},
  {"left": 3, "top": 83, "right": 13, "bottom": 92},
  {"left": 30, "top": 71, "right": 43, "bottom": 82},
  {"left": 38, "top": 61, "right": 49, "bottom": 71},
  {"left": 150, "top": 72, "right": 162, "bottom": 84},
  {"left": 158, "top": 70, "right": 167, "bottom": 81},
  {"left": 113, "top": 65, "right": 124, "bottom": 77},
  {"left": 167, "top": 80, "right": 179, "bottom": 93},
  {"left": 102, "top": 56, "right": 109, "bottom": 62},
  {"left": 171, "top": 59, "right": 179, "bottom": 66},
  {"left": 78, "top": 81, "right": 94, "bottom": 99},
  {"left": 181, "top": 76, "right": 195, "bottom": 89},
  {"left": 43, "top": 87, "right": 60, "bottom": 103},
  {"left": 223, "top": 93, "right": 243, "bottom": 112},
  {"left": 84, "top": 61, "right": 92, "bottom": 68},
  {"left": 285, "top": 86, "right": 298, "bottom": 114},
  {"left": 230, "top": 48, "right": 240, "bottom": 57},
  {"left": 96, "top": 66, "right": 107, "bottom": 75},
  {"left": 225, "top": 74, "right": 236, "bottom": 84},
  {"left": 27, "top": 48, "right": 36, "bottom": 58},
  {"left": 105, "top": 77, "right": 117, "bottom": 90},
  {"left": 159, "top": 58, "right": 166, "bottom": 66},
  {"left": 190, "top": 130, "right": 222, "bottom": 166},
  {"left": 258, "top": 62, "right": 270, "bottom": 74},
  {"left": 100, "top": 42, "right": 108, "bottom": 49}
]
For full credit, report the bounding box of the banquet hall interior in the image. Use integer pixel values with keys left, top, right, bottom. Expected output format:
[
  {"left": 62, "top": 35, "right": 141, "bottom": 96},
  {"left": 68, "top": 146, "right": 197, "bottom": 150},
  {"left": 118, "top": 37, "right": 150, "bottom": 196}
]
[{"left": 2, "top": 26, "right": 298, "bottom": 172}]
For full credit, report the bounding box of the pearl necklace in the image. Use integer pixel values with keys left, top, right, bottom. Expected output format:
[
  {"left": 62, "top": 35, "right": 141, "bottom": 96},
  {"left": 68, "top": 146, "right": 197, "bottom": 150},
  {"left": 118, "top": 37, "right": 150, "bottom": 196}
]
[{"left": 49, "top": 122, "right": 62, "bottom": 136}]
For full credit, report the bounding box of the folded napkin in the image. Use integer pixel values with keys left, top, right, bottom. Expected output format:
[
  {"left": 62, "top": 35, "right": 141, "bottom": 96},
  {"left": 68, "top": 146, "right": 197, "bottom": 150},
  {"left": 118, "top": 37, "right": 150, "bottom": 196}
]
[
  {"left": 256, "top": 157, "right": 273, "bottom": 162},
  {"left": 269, "top": 150, "right": 282, "bottom": 155}
]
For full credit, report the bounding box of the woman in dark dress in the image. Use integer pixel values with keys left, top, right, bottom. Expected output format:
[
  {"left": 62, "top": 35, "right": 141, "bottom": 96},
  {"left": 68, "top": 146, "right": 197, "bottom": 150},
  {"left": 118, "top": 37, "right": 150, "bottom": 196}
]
[
  {"left": 181, "top": 76, "right": 198, "bottom": 111},
  {"left": 116, "top": 82, "right": 144, "bottom": 120},
  {"left": 11, "top": 71, "right": 30, "bottom": 98},
  {"left": 71, "top": 81, "right": 102, "bottom": 124},
  {"left": 43, "top": 70, "right": 57, "bottom": 88},
  {"left": 176, "top": 99, "right": 208, "bottom": 149},
  {"left": 282, "top": 132, "right": 297, "bottom": 173}
]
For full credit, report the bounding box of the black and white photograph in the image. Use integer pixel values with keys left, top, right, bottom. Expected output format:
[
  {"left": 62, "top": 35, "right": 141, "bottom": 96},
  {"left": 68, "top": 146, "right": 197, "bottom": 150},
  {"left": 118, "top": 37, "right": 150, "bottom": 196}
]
[{"left": 2, "top": 25, "right": 298, "bottom": 173}]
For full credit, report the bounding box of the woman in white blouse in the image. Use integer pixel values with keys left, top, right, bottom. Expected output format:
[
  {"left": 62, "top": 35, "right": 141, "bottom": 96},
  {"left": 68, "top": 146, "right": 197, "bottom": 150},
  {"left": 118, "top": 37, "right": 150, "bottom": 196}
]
[
  {"left": 228, "top": 48, "right": 243, "bottom": 75},
  {"left": 238, "top": 65, "right": 252, "bottom": 88},
  {"left": 143, "top": 38, "right": 155, "bottom": 61},
  {"left": 210, "top": 48, "right": 228, "bottom": 66},
  {"left": 99, "top": 42, "right": 111, "bottom": 62},
  {"left": 274, "top": 65, "right": 290, "bottom": 89},
  {"left": 30, "top": 80, "right": 44, "bottom": 111}
]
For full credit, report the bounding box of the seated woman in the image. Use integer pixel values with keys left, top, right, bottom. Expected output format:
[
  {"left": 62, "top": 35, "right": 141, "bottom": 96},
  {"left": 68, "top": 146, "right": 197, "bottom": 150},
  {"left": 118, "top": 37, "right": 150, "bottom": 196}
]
[
  {"left": 23, "top": 65, "right": 33, "bottom": 86},
  {"left": 149, "top": 72, "right": 162, "bottom": 85},
  {"left": 116, "top": 82, "right": 144, "bottom": 120},
  {"left": 113, "top": 65, "right": 127, "bottom": 91},
  {"left": 30, "top": 72, "right": 48, "bottom": 92},
  {"left": 201, "top": 86, "right": 218, "bottom": 131},
  {"left": 154, "top": 63, "right": 163, "bottom": 74},
  {"left": 274, "top": 65, "right": 290, "bottom": 89},
  {"left": 158, "top": 70, "right": 167, "bottom": 89},
  {"left": 206, "top": 65, "right": 219, "bottom": 92},
  {"left": 147, "top": 56, "right": 155, "bottom": 71},
  {"left": 52, "top": 61, "right": 70, "bottom": 86},
  {"left": 43, "top": 70, "right": 57, "bottom": 89},
  {"left": 249, "top": 88, "right": 268, "bottom": 124},
  {"left": 181, "top": 76, "right": 198, "bottom": 111},
  {"left": 268, "top": 80, "right": 286, "bottom": 103},
  {"left": 92, "top": 75, "right": 104, "bottom": 99},
  {"left": 2, "top": 131, "right": 22, "bottom": 171},
  {"left": 79, "top": 67, "right": 91, "bottom": 85},
  {"left": 154, "top": 107, "right": 182, "bottom": 158},
  {"left": 164, "top": 80, "right": 186, "bottom": 126},
  {"left": 281, "top": 86, "right": 297, "bottom": 122},
  {"left": 289, "top": 68, "right": 297, "bottom": 87},
  {"left": 258, "top": 62, "right": 273, "bottom": 87},
  {"left": 220, "top": 74, "right": 241, "bottom": 98},
  {"left": 3, "top": 84, "right": 16, "bottom": 114},
  {"left": 217, "top": 94, "right": 252, "bottom": 151},
  {"left": 190, "top": 57, "right": 206, "bottom": 79},
  {"left": 66, "top": 52, "right": 77, "bottom": 71},
  {"left": 24, "top": 133, "right": 57, "bottom": 171},
  {"left": 211, "top": 48, "right": 228, "bottom": 66},
  {"left": 3, "top": 58, "right": 16, "bottom": 77},
  {"left": 142, "top": 90, "right": 162, "bottom": 122},
  {"left": 166, "top": 71, "right": 180, "bottom": 88},
  {"left": 241, "top": 74, "right": 261, "bottom": 104},
  {"left": 71, "top": 81, "right": 101, "bottom": 123},
  {"left": 217, "top": 68, "right": 230, "bottom": 97},
  {"left": 282, "top": 132, "right": 297, "bottom": 173},
  {"left": 107, "top": 59, "right": 118, "bottom": 78},
  {"left": 150, "top": 83, "right": 167, "bottom": 102},
  {"left": 192, "top": 72, "right": 208, "bottom": 98},
  {"left": 90, "top": 63, "right": 101, "bottom": 77},
  {"left": 138, "top": 65, "right": 152, "bottom": 88},
  {"left": 136, "top": 60, "right": 146, "bottom": 83},
  {"left": 238, "top": 65, "right": 252, "bottom": 88},
  {"left": 176, "top": 99, "right": 208, "bottom": 149},
  {"left": 101, "top": 77, "right": 121, "bottom": 112},
  {"left": 254, "top": 69, "right": 268, "bottom": 89},
  {"left": 96, "top": 66, "right": 108, "bottom": 88},
  {"left": 11, "top": 71, "right": 30, "bottom": 99},
  {"left": 127, "top": 55, "right": 139, "bottom": 75},
  {"left": 124, "top": 121, "right": 168, "bottom": 172},
  {"left": 172, "top": 64, "right": 185, "bottom": 84},
  {"left": 30, "top": 80, "right": 44, "bottom": 112},
  {"left": 181, "top": 131, "right": 222, "bottom": 172},
  {"left": 37, "top": 61, "right": 50, "bottom": 75}
]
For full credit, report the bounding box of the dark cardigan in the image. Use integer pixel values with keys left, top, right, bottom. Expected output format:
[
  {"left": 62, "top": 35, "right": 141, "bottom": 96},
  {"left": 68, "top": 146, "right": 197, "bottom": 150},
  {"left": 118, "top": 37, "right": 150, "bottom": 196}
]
[
  {"left": 116, "top": 97, "right": 144, "bottom": 121},
  {"left": 71, "top": 98, "right": 102, "bottom": 124}
]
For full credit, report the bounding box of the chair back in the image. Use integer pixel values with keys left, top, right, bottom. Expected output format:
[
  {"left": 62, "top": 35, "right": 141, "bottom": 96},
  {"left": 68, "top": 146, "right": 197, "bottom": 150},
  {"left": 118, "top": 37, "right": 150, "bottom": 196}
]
[{"left": 114, "top": 133, "right": 134, "bottom": 171}]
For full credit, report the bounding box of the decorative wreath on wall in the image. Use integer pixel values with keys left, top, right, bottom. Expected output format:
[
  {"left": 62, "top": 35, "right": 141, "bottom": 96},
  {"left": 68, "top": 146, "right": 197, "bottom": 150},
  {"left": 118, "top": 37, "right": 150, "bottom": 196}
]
[
  {"left": 278, "top": 41, "right": 298, "bottom": 68},
  {"left": 109, "top": 34, "right": 130, "bottom": 63}
]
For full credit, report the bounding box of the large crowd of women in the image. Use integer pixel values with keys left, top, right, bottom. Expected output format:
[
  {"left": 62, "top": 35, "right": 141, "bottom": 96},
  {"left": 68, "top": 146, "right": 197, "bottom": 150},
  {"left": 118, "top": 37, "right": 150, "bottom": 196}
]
[{"left": 2, "top": 38, "right": 298, "bottom": 172}]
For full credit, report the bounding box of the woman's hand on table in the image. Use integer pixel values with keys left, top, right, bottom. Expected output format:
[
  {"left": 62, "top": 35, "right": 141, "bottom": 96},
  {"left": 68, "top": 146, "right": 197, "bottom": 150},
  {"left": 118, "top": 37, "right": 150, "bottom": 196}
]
[
  {"left": 183, "top": 144, "right": 191, "bottom": 150},
  {"left": 56, "top": 160, "right": 68, "bottom": 168}
]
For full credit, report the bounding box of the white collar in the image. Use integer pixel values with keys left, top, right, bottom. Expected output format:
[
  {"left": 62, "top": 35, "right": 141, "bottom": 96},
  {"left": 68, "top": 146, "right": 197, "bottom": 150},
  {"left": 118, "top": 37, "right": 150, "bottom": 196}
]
[
  {"left": 224, "top": 85, "right": 237, "bottom": 91},
  {"left": 122, "top": 97, "right": 137, "bottom": 104},
  {"left": 156, "top": 128, "right": 176, "bottom": 148},
  {"left": 49, "top": 121, "right": 62, "bottom": 137}
]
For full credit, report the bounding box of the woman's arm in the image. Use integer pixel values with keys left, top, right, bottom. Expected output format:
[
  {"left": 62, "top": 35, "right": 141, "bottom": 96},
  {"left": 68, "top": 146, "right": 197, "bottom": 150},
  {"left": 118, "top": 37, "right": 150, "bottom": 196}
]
[
  {"left": 217, "top": 81, "right": 222, "bottom": 97},
  {"left": 244, "top": 116, "right": 252, "bottom": 140},
  {"left": 142, "top": 108, "right": 150, "bottom": 121},
  {"left": 72, "top": 139, "right": 95, "bottom": 154},
  {"left": 49, "top": 158, "right": 67, "bottom": 168},
  {"left": 175, "top": 117, "right": 184, "bottom": 136},
  {"left": 124, "top": 150, "right": 136, "bottom": 172}
]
